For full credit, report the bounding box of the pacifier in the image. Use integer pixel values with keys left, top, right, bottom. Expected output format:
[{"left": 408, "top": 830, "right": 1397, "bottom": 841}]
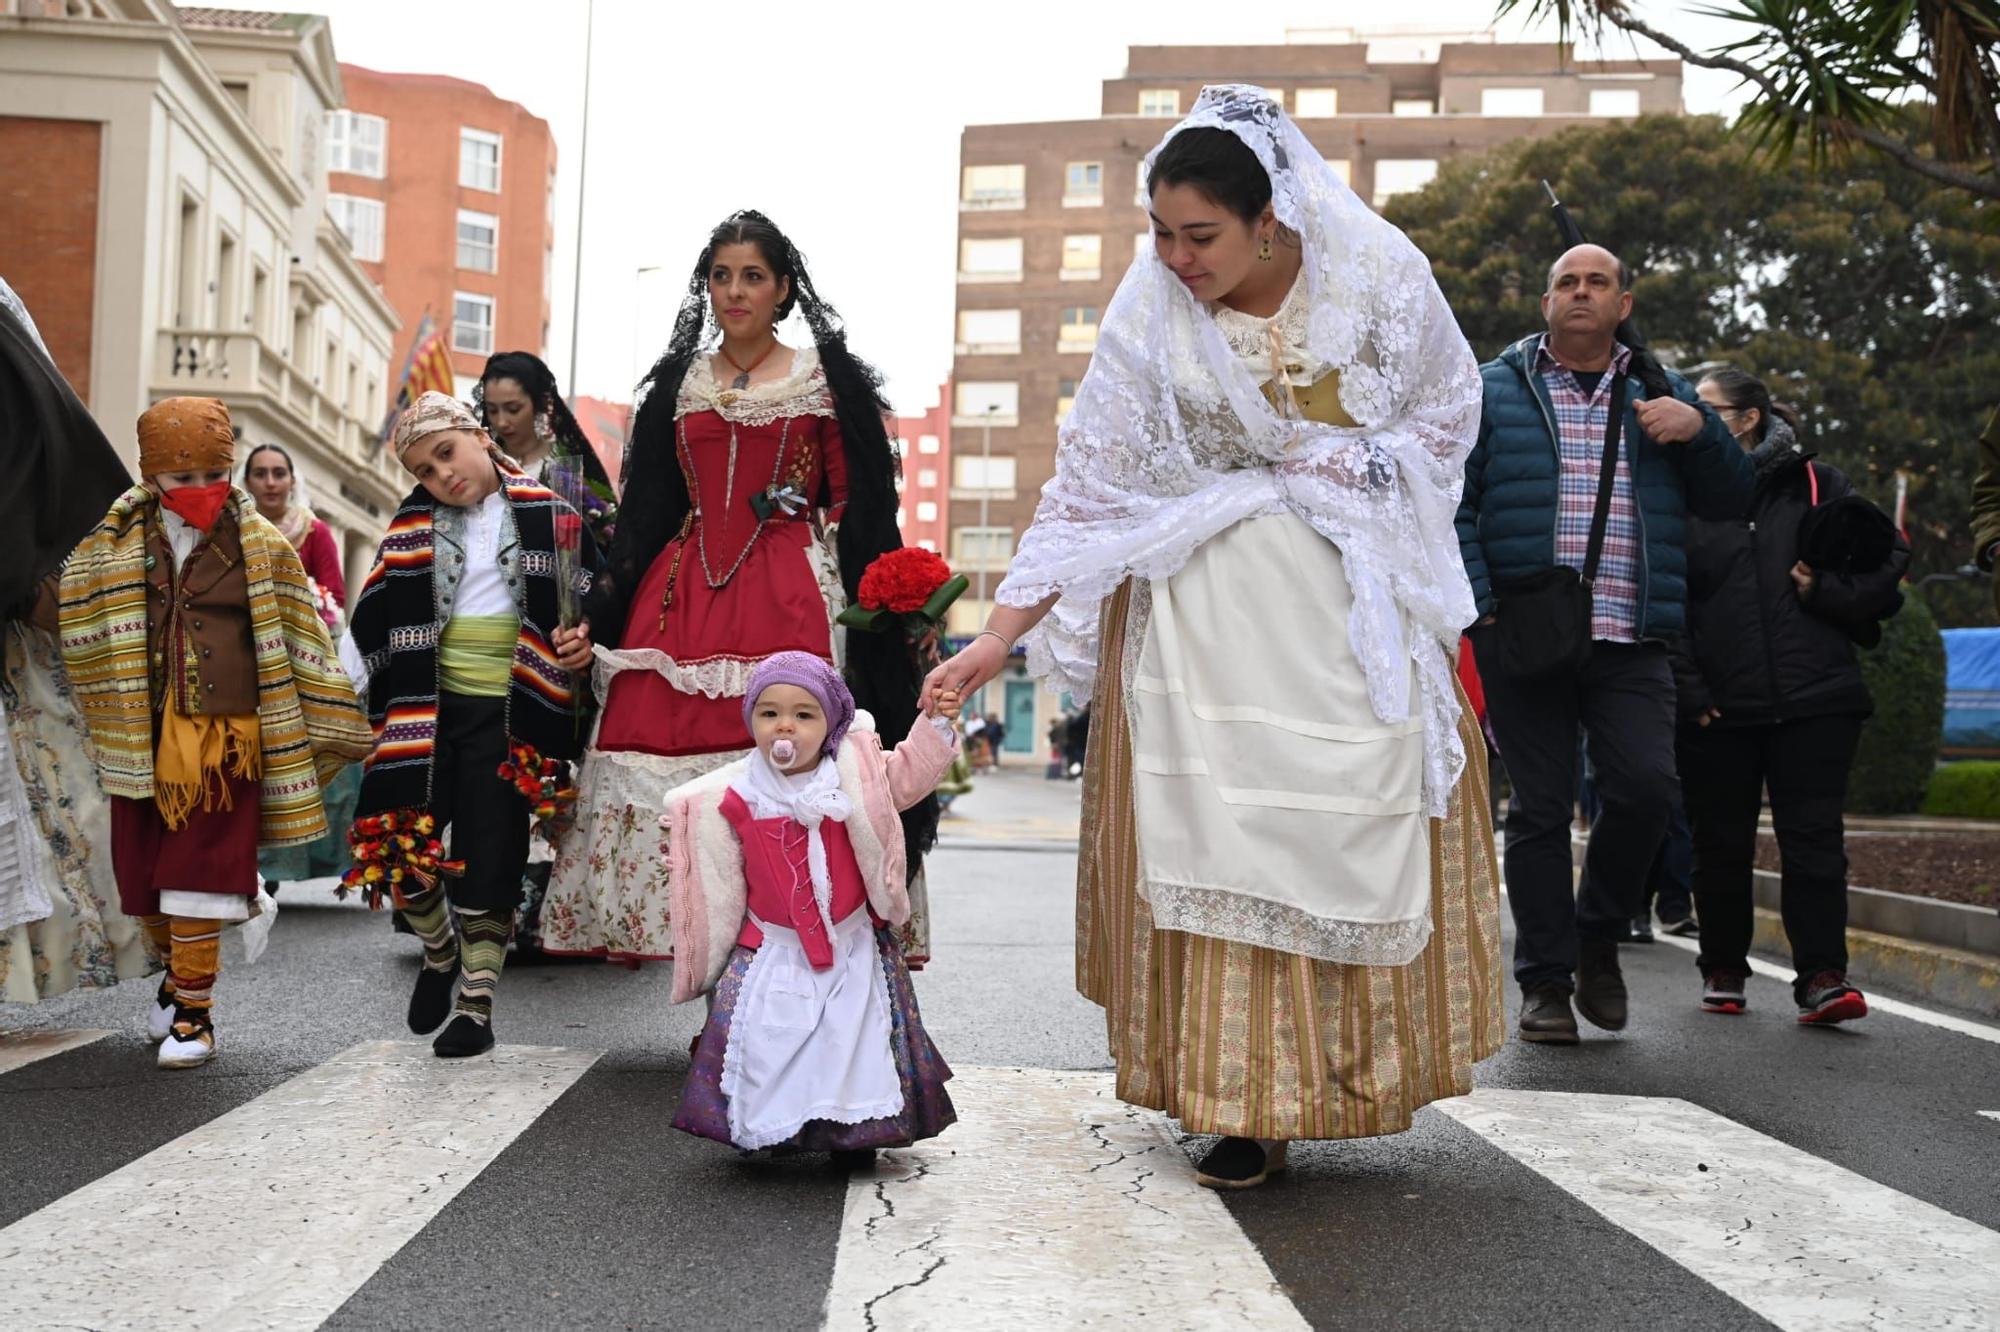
[{"left": 771, "top": 738, "right": 797, "bottom": 766}]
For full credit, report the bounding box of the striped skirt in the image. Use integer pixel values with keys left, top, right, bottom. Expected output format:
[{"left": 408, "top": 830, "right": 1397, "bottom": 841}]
[{"left": 1077, "top": 581, "right": 1506, "bottom": 1141}]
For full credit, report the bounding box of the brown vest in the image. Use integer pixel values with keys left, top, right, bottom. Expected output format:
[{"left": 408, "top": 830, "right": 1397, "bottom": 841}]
[{"left": 145, "top": 509, "right": 258, "bottom": 716}]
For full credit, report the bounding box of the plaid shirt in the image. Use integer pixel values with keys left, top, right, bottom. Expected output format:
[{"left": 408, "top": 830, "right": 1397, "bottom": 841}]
[{"left": 1536, "top": 338, "right": 1639, "bottom": 642}]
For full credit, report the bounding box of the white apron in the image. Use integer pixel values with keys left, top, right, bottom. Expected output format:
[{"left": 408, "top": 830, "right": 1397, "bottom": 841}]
[{"left": 720, "top": 907, "right": 904, "bottom": 1150}]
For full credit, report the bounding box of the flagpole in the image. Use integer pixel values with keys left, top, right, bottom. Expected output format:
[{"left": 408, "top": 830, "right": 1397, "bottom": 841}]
[{"left": 564, "top": 0, "right": 595, "bottom": 395}]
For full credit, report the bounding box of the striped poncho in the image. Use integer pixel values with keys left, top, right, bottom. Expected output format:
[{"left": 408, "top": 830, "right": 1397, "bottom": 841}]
[{"left": 58, "top": 485, "right": 374, "bottom": 847}]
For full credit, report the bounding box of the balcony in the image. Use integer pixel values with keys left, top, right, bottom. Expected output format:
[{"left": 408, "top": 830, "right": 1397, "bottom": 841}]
[
  {"left": 954, "top": 340, "right": 1022, "bottom": 356},
  {"left": 1059, "top": 267, "right": 1102, "bottom": 283},
  {"left": 957, "top": 268, "right": 1023, "bottom": 285},
  {"left": 959, "top": 192, "right": 1026, "bottom": 212},
  {"left": 1062, "top": 191, "right": 1105, "bottom": 208}
]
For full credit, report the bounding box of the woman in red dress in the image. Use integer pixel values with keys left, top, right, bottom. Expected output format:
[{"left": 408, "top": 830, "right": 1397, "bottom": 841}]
[{"left": 542, "top": 211, "right": 935, "bottom": 962}]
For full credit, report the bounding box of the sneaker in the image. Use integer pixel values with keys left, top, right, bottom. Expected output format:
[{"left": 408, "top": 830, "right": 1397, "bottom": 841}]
[
  {"left": 433, "top": 1013, "right": 495, "bottom": 1058},
  {"left": 1659, "top": 914, "right": 1700, "bottom": 938},
  {"left": 157, "top": 1010, "right": 216, "bottom": 1070},
  {"left": 1625, "top": 915, "right": 1656, "bottom": 943},
  {"left": 1701, "top": 969, "right": 1749, "bottom": 1015},
  {"left": 1518, "top": 986, "right": 1580, "bottom": 1044},
  {"left": 1575, "top": 937, "right": 1629, "bottom": 1031},
  {"left": 146, "top": 981, "right": 177, "bottom": 1042},
  {"left": 1195, "top": 1137, "right": 1289, "bottom": 1190},
  {"left": 1797, "top": 971, "right": 1868, "bottom": 1026}
]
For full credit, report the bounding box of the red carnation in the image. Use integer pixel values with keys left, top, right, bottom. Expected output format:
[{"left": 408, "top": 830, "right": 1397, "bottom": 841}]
[{"left": 857, "top": 547, "right": 952, "bottom": 614}]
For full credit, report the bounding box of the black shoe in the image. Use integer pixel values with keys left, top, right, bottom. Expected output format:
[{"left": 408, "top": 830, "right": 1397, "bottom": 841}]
[
  {"left": 407, "top": 964, "right": 456, "bottom": 1035},
  {"left": 1625, "top": 914, "right": 1656, "bottom": 943},
  {"left": 829, "top": 1148, "right": 878, "bottom": 1172},
  {"left": 1194, "top": 1137, "right": 1288, "bottom": 1190},
  {"left": 1575, "top": 937, "right": 1629, "bottom": 1031},
  {"left": 263, "top": 878, "right": 281, "bottom": 898},
  {"left": 433, "top": 1013, "right": 495, "bottom": 1058},
  {"left": 1518, "top": 986, "right": 1580, "bottom": 1044},
  {"left": 1660, "top": 914, "right": 1700, "bottom": 938}
]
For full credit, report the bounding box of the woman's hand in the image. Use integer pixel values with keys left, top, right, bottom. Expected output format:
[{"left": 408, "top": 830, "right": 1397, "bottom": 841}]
[
  {"left": 922, "top": 634, "right": 1010, "bottom": 712},
  {"left": 553, "top": 619, "right": 594, "bottom": 673},
  {"left": 1789, "top": 561, "right": 1817, "bottom": 601}
]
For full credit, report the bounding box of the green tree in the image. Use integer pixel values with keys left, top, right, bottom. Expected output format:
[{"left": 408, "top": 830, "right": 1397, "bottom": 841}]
[{"left": 1386, "top": 113, "right": 2000, "bottom": 620}]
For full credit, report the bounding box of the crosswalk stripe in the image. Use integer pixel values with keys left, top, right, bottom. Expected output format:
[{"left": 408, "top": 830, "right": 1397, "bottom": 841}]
[
  {"left": 1652, "top": 934, "right": 2000, "bottom": 1047},
  {"left": 0, "top": 1038, "right": 598, "bottom": 1330},
  {"left": 0, "top": 1028, "right": 111, "bottom": 1075},
  {"left": 822, "top": 1066, "right": 1309, "bottom": 1330},
  {"left": 1437, "top": 1088, "right": 2000, "bottom": 1331},
  {"left": 1981, "top": 1111, "right": 2000, "bottom": 1124}
]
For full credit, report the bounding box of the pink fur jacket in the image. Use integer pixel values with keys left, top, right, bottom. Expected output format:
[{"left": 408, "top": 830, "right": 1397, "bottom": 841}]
[{"left": 661, "top": 712, "right": 957, "bottom": 1004}]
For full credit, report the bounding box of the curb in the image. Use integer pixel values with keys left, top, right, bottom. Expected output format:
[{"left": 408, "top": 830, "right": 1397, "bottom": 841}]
[{"left": 1747, "top": 907, "right": 2000, "bottom": 1019}]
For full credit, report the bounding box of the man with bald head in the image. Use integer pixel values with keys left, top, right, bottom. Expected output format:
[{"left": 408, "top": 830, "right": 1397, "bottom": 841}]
[{"left": 1459, "top": 244, "right": 1753, "bottom": 1045}]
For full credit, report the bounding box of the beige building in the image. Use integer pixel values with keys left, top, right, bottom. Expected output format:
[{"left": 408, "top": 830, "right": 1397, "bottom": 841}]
[
  {"left": 948, "top": 31, "right": 1681, "bottom": 751},
  {"left": 0, "top": 1, "right": 404, "bottom": 589}
]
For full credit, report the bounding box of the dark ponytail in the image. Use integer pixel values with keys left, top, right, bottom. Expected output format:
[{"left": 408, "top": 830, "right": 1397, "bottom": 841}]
[{"left": 1699, "top": 366, "right": 1803, "bottom": 444}]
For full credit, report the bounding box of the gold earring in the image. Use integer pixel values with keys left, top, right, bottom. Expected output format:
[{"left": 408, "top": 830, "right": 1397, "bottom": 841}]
[{"left": 1258, "top": 237, "right": 1274, "bottom": 262}]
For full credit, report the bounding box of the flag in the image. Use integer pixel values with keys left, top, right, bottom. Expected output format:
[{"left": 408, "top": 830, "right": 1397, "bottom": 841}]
[{"left": 377, "top": 311, "right": 458, "bottom": 447}]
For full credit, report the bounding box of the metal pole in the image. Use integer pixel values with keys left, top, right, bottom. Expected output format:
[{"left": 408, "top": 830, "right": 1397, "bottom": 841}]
[{"left": 564, "top": 0, "right": 595, "bottom": 393}]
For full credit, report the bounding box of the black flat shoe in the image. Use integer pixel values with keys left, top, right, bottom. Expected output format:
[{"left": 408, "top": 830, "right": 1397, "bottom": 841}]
[
  {"left": 1518, "top": 985, "right": 1580, "bottom": 1044},
  {"left": 1576, "top": 937, "right": 1629, "bottom": 1031},
  {"left": 829, "top": 1148, "right": 878, "bottom": 1172},
  {"left": 432, "top": 1013, "right": 494, "bottom": 1058},
  {"left": 407, "top": 964, "right": 456, "bottom": 1035},
  {"left": 1195, "top": 1137, "right": 1288, "bottom": 1190}
]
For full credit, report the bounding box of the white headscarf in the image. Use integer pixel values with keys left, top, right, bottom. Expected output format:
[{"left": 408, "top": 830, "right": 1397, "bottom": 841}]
[{"left": 994, "top": 84, "right": 1481, "bottom": 813}]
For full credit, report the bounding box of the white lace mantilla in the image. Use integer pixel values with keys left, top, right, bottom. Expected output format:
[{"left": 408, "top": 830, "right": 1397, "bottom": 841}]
[
  {"left": 678, "top": 345, "right": 838, "bottom": 428},
  {"left": 1141, "top": 879, "right": 1432, "bottom": 966},
  {"left": 997, "top": 84, "right": 1481, "bottom": 818}
]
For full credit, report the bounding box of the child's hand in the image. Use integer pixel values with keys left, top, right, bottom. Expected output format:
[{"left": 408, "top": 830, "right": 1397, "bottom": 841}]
[
  {"left": 932, "top": 687, "right": 963, "bottom": 722},
  {"left": 553, "top": 619, "right": 593, "bottom": 672}
]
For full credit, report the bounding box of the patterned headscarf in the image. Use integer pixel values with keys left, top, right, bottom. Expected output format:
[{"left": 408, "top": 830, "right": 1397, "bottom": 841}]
[
  {"left": 742, "top": 651, "right": 856, "bottom": 757},
  {"left": 137, "top": 397, "right": 235, "bottom": 476},
  {"left": 392, "top": 391, "right": 486, "bottom": 460}
]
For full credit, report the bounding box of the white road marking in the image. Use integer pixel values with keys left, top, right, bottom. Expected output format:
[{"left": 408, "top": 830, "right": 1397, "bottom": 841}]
[
  {"left": 822, "top": 1066, "right": 1309, "bottom": 1331},
  {"left": 0, "top": 1028, "right": 111, "bottom": 1075},
  {"left": 0, "top": 1039, "right": 598, "bottom": 1330},
  {"left": 1437, "top": 1088, "right": 2000, "bottom": 1331},
  {"left": 1653, "top": 933, "right": 2000, "bottom": 1047},
  {"left": 1980, "top": 1111, "right": 2000, "bottom": 1124}
]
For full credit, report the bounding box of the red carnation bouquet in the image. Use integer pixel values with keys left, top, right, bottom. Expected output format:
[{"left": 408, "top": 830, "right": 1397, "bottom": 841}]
[{"left": 837, "top": 548, "right": 969, "bottom": 644}]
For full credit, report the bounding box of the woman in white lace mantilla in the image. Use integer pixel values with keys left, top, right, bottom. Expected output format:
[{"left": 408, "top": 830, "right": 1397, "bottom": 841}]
[{"left": 925, "top": 86, "right": 1505, "bottom": 1188}]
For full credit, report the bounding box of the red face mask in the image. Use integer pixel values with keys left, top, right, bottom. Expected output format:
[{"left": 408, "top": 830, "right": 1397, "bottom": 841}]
[{"left": 157, "top": 481, "right": 233, "bottom": 535}]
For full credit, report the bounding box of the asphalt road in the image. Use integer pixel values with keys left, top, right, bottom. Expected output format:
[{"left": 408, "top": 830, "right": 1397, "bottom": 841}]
[{"left": 4, "top": 764, "right": 1998, "bottom": 1330}]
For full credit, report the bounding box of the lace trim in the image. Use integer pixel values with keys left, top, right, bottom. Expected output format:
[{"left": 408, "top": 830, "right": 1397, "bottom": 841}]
[
  {"left": 1208, "top": 272, "right": 1313, "bottom": 375},
  {"left": 591, "top": 645, "right": 763, "bottom": 700},
  {"left": 678, "top": 346, "right": 837, "bottom": 427},
  {"left": 1141, "top": 878, "right": 1433, "bottom": 966}
]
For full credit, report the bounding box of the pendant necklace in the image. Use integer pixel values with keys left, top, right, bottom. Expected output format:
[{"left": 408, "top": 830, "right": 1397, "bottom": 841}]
[{"left": 719, "top": 338, "right": 779, "bottom": 391}]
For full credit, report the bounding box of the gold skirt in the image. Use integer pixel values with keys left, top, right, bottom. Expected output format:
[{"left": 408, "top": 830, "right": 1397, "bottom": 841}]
[{"left": 1077, "top": 581, "right": 1506, "bottom": 1140}]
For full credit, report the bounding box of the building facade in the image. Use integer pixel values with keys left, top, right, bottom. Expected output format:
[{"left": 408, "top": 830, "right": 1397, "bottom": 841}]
[
  {"left": 327, "top": 64, "right": 556, "bottom": 401},
  {"left": 891, "top": 383, "right": 951, "bottom": 555},
  {"left": 0, "top": 1, "right": 405, "bottom": 590},
  {"left": 948, "top": 32, "right": 1682, "bottom": 746}
]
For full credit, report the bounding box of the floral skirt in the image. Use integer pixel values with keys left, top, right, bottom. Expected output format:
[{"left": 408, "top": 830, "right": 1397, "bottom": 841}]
[{"left": 672, "top": 926, "right": 956, "bottom": 1151}]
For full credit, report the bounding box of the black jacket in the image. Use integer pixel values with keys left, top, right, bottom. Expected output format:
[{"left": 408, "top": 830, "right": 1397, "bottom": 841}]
[{"left": 1673, "top": 426, "right": 1909, "bottom": 727}]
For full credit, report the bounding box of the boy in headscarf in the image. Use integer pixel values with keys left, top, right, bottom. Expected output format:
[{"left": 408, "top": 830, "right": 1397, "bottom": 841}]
[{"left": 59, "top": 396, "right": 371, "bottom": 1068}]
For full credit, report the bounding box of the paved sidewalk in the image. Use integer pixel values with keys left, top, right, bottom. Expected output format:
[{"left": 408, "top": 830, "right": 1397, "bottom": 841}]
[{"left": 938, "top": 761, "right": 1081, "bottom": 847}]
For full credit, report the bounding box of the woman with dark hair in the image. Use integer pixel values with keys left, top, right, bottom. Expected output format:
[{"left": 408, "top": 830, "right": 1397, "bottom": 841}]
[
  {"left": 926, "top": 87, "right": 1503, "bottom": 1189},
  {"left": 541, "top": 210, "right": 937, "bottom": 965},
  {"left": 1681, "top": 368, "right": 1908, "bottom": 1024}
]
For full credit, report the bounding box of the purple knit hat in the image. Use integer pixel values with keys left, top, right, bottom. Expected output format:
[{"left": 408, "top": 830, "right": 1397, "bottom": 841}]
[{"left": 743, "top": 651, "right": 856, "bottom": 757}]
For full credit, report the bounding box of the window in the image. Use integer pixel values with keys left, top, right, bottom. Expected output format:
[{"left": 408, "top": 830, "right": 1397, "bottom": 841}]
[
  {"left": 174, "top": 195, "right": 201, "bottom": 326},
  {"left": 1060, "top": 234, "right": 1102, "bottom": 281},
  {"left": 954, "top": 381, "right": 1018, "bottom": 426},
  {"left": 215, "top": 230, "right": 238, "bottom": 330},
  {"left": 916, "top": 501, "right": 939, "bottom": 523},
  {"left": 958, "top": 237, "right": 1023, "bottom": 283},
  {"left": 328, "top": 194, "right": 385, "bottom": 262},
  {"left": 952, "top": 525, "right": 1016, "bottom": 568},
  {"left": 1589, "top": 88, "right": 1642, "bottom": 117},
  {"left": 251, "top": 264, "right": 270, "bottom": 337},
  {"left": 917, "top": 433, "right": 941, "bottom": 454},
  {"left": 452, "top": 291, "right": 494, "bottom": 354},
  {"left": 960, "top": 164, "right": 1026, "bottom": 210},
  {"left": 1327, "top": 160, "right": 1353, "bottom": 187},
  {"left": 916, "top": 468, "right": 938, "bottom": 488},
  {"left": 1391, "top": 98, "right": 1435, "bottom": 117},
  {"left": 1064, "top": 160, "right": 1103, "bottom": 206},
  {"left": 954, "top": 456, "right": 1016, "bottom": 492},
  {"left": 1480, "top": 87, "right": 1545, "bottom": 117},
  {"left": 222, "top": 80, "right": 251, "bottom": 116},
  {"left": 1294, "top": 88, "right": 1339, "bottom": 118},
  {"left": 1138, "top": 88, "right": 1180, "bottom": 117},
  {"left": 547, "top": 165, "right": 558, "bottom": 228},
  {"left": 1372, "top": 159, "right": 1438, "bottom": 207},
  {"left": 325, "top": 110, "right": 386, "bottom": 177},
  {"left": 1056, "top": 377, "right": 1079, "bottom": 420},
  {"left": 1058, "top": 305, "right": 1099, "bottom": 352},
  {"left": 456, "top": 209, "right": 499, "bottom": 273},
  {"left": 459, "top": 128, "right": 503, "bottom": 192},
  {"left": 956, "top": 308, "right": 1021, "bottom": 354}
]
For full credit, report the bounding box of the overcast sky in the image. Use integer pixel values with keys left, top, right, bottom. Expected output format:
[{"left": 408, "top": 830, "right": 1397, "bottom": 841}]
[{"left": 255, "top": 0, "right": 1751, "bottom": 413}]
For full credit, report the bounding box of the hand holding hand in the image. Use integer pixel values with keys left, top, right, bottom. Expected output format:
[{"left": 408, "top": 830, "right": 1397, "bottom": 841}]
[
  {"left": 1789, "top": 561, "right": 1816, "bottom": 600},
  {"left": 931, "top": 687, "right": 963, "bottom": 722},
  {"left": 1635, "top": 396, "right": 1703, "bottom": 445},
  {"left": 553, "top": 619, "right": 594, "bottom": 673},
  {"left": 921, "top": 632, "right": 1010, "bottom": 713}
]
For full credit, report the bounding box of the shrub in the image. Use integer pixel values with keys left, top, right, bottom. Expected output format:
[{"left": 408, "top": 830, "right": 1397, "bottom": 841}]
[
  {"left": 1849, "top": 593, "right": 1946, "bottom": 814},
  {"left": 1922, "top": 761, "right": 2000, "bottom": 820}
]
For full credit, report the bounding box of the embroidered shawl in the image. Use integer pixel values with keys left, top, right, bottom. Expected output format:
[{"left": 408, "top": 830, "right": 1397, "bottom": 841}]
[
  {"left": 348, "top": 469, "right": 599, "bottom": 817},
  {"left": 58, "top": 485, "right": 374, "bottom": 846}
]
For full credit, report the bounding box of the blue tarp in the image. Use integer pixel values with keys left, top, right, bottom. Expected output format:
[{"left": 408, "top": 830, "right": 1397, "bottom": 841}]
[{"left": 1942, "top": 627, "right": 2000, "bottom": 758}]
